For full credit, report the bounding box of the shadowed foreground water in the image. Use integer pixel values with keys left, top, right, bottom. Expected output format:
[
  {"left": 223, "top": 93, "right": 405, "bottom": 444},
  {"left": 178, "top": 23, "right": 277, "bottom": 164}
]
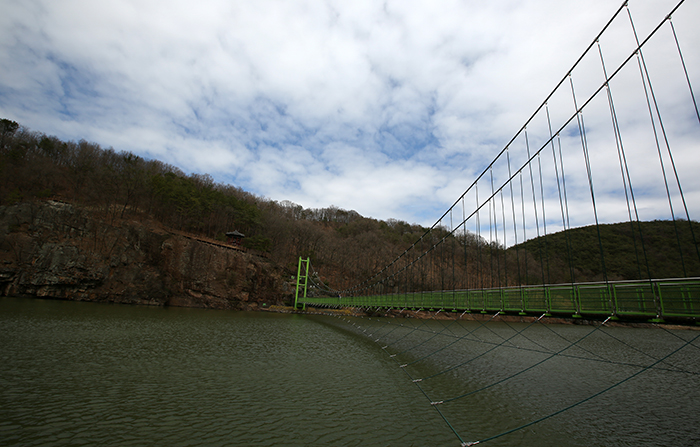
[{"left": 1, "top": 297, "right": 698, "bottom": 446}]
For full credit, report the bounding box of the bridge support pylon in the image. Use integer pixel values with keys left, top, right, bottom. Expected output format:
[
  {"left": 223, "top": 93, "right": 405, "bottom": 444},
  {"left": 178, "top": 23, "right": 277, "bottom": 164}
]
[{"left": 294, "top": 257, "right": 310, "bottom": 310}]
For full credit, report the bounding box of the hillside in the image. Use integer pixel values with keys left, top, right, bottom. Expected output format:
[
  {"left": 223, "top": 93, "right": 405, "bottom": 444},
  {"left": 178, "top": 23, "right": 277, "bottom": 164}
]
[
  {"left": 2, "top": 118, "right": 699, "bottom": 304},
  {"left": 514, "top": 220, "right": 700, "bottom": 284},
  {"left": 0, "top": 119, "right": 435, "bottom": 299},
  {"left": 0, "top": 200, "right": 292, "bottom": 309}
]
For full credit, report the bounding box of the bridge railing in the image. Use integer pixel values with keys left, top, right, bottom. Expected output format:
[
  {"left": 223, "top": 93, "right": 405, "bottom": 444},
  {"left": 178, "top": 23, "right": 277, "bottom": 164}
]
[{"left": 299, "top": 277, "right": 700, "bottom": 320}]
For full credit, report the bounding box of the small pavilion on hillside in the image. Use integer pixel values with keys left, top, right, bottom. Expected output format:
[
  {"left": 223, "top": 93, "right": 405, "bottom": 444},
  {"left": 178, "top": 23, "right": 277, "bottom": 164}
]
[{"left": 226, "top": 230, "right": 245, "bottom": 246}]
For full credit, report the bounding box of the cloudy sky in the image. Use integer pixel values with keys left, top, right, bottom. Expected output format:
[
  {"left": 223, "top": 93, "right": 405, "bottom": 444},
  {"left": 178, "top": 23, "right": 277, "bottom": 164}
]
[{"left": 1, "top": 0, "right": 698, "bottom": 231}]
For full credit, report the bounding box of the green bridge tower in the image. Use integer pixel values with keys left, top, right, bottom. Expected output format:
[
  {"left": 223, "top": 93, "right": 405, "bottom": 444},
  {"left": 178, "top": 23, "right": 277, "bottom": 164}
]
[{"left": 294, "top": 257, "right": 309, "bottom": 310}]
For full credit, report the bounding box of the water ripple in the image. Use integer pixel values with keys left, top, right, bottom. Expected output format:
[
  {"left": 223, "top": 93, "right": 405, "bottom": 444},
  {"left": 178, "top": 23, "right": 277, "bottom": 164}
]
[{"left": 2, "top": 298, "right": 699, "bottom": 446}]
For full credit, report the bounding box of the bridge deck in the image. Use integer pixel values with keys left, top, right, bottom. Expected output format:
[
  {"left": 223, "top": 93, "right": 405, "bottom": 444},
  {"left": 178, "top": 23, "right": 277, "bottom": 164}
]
[{"left": 300, "top": 278, "right": 700, "bottom": 321}]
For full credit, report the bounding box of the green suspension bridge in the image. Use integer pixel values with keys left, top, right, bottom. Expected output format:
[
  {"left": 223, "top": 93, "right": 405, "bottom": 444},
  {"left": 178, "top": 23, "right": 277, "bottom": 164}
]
[
  {"left": 292, "top": 2, "right": 700, "bottom": 445},
  {"left": 296, "top": 0, "right": 700, "bottom": 324}
]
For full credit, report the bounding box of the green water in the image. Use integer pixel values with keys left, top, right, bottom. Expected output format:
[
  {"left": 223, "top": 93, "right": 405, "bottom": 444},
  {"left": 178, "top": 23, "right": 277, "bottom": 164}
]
[{"left": 1, "top": 298, "right": 698, "bottom": 446}]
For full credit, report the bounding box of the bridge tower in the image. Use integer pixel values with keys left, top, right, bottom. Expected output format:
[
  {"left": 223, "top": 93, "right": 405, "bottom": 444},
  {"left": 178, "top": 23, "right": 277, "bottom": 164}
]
[{"left": 294, "top": 257, "right": 309, "bottom": 310}]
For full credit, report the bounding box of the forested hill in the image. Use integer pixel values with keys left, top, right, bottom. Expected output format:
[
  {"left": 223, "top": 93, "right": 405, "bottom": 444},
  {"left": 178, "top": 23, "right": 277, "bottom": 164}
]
[
  {"left": 0, "top": 119, "right": 431, "bottom": 293},
  {"left": 2, "top": 118, "right": 698, "bottom": 297},
  {"left": 514, "top": 220, "right": 700, "bottom": 284}
]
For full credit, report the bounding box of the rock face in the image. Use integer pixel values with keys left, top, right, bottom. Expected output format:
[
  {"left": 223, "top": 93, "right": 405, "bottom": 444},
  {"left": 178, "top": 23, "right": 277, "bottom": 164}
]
[{"left": 0, "top": 201, "right": 294, "bottom": 309}]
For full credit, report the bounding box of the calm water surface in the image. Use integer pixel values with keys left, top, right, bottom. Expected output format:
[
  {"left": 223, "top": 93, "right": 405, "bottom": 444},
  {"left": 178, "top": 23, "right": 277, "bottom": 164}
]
[{"left": 1, "top": 297, "right": 698, "bottom": 446}]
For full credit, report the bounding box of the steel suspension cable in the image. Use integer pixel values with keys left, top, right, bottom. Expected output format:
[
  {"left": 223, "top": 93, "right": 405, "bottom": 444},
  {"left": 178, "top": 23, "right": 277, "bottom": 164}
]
[
  {"left": 525, "top": 130, "right": 542, "bottom": 282},
  {"left": 597, "top": 39, "right": 652, "bottom": 282},
  {"left": 411, "top": 312, "right": 508, "bottom": 380},
  {"left": 488, "top": 171, "right": 495, "bottom": 288},
  {"left": 668, "top": 16, "right": 700, "bottom": 270},
  {"left": 499, "top": 179, "right": 509, "bottom": 286},
  {"left": 627, "top": 4, "right": 692, "bottom": 277},
  {"left": 475, "top": 183, "right": 483, "bottom": 291},
  {"left": 507, "top": 148, "right": 523, "bottom": 287},
  {"left": 525, "top": 129, "right": 547, "bottom": 286},
  {"left": 434, "top": 318, "right": 613, "bottom": 404},
  {"left": 467, "top": 331, "right": 700, "bottom": 445},
  {"left": 669, "top": 17, "right": 700, "bottom": 126},
  {"left": 383, "top": 330, "right": 468, "bottom": 446},
  {"left": 519, "top": 165, "right": 528, "bottom": 284},
  {"left": 537, "top": 151, "right": 550, "bottom": 285},
  {"left": 569, "top": 74, "right": 610, "bottom": 289},
  {"left": 490, "top": 168, "right": 502, "bottom": 287},
  {"left": 360, "top": 311, "right": 699, "bottom": 376},
  {"left": 390, "top": 310, "right": 467, "bottom": 358},
  {"left": 546, "top": 104, "right": 576, "bottom": 284},
  {"left": 462, "top": 197, "right": 470, "bottom": 291}
]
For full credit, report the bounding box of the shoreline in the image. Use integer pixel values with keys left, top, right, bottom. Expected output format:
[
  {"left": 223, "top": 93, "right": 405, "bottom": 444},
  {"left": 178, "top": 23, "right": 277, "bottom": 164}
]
[{"left": 3, "top": 296, "right": 697, "bottom": 330}]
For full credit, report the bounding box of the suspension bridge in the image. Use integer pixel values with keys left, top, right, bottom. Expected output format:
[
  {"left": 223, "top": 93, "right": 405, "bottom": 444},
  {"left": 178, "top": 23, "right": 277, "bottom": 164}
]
[
  {"left": 296, "top": 0, "right": 700, "bottom": 323},
  {"left": 291, "top": 1, "right": 700, "bottom": 446}
]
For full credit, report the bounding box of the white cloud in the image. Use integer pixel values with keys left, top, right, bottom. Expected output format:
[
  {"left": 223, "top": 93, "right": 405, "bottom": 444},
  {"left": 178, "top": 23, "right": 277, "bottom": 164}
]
[{"left": 1, "top": 0, "right": 698, "bottom": 231}]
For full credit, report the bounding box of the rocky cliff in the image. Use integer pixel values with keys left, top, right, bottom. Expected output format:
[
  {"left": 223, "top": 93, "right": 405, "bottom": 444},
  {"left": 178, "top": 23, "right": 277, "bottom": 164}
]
[{"left": 0, "top": 201, "right": 294, "bottom": 309}]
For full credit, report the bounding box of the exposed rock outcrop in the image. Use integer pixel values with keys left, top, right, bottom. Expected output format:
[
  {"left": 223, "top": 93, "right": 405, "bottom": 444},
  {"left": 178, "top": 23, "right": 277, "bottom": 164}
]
[{"left": 0, "top": 201, "right": 294, "bottom": 309}]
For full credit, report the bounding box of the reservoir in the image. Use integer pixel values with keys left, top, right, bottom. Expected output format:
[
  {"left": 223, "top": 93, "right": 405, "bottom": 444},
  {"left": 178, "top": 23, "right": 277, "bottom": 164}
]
[{"left": 1, "top": 297, "right": 698, "bottom": 446}]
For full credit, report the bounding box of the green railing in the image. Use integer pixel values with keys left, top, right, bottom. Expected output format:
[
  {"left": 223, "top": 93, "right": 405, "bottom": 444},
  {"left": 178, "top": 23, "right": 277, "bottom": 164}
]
[{"left": 299, "top": 278, "right": 700, "bottom": 320}]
